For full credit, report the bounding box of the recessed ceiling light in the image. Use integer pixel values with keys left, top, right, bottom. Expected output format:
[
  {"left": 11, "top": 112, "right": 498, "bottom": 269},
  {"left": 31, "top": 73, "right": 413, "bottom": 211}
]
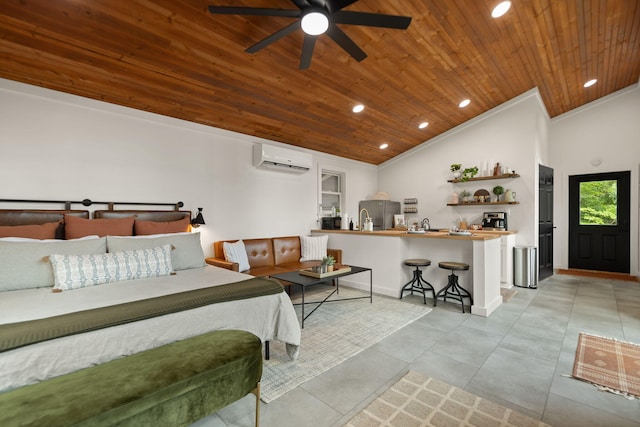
[
  {"left": 352, "top": 104, "right": 365, "bottom": 113},
  {"left": 379, "top": 143, "right": 389, "bottom": 149},
  {"left": 459, "top": 99, "right": 471, "bottom": 108},
  {"left": 491, "top": 1, "right": 511, "bottom": 18},
  {"left": 301, "top": 10, "right": 329, "bottom": 35},
  {"left": 584, "top": 79, "right": 598, "bottom": 88},
  {"left": 418, "top": 122, "right": 429, "bottom": 129}
]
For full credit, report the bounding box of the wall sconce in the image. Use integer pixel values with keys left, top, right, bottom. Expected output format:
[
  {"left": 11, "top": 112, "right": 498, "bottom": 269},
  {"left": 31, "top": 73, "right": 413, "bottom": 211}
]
[{"left": 191, "top": 208, "right": 206, "bottom": 227}]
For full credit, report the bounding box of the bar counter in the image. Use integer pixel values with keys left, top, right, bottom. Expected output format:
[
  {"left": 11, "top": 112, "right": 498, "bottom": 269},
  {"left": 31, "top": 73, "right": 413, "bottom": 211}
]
[{"left": 311, "top": 228, "right": 516, "bottom": 317}]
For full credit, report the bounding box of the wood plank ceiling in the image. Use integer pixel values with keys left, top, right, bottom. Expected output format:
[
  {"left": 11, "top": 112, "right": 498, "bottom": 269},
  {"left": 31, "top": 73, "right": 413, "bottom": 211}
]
[{"left": 1, "top": 0, "right": 639, "bottom": 165}]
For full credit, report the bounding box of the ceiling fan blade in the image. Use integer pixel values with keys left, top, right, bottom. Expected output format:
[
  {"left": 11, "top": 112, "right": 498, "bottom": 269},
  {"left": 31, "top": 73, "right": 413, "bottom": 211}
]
[
  {"left": 333, "top": 11, "right": 411, "bottom": 29},
  {"left": 299, "top": 34, "right": 317, "bottom": 69},
  {"left": 326, "top": 24, "right": 367, "bottom": 62},
  {"left": 329, "top": 0, "right": 358, "bottom": 12},
  {"left": 208, "top": 6, "right": 300, "bottom": 18},
  {"left": 245, "top": 21, "right": 301, "bottom": 53}
]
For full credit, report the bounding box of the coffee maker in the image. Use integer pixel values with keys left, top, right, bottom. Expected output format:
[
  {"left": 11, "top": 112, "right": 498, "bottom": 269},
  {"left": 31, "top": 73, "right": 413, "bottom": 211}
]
[{"left": 482, "top": 211, "right": 507, "bottom": 230}]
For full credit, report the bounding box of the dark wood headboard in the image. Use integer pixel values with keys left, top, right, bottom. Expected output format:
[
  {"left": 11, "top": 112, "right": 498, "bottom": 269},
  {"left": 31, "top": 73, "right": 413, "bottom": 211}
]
[{"left": 0, "top": 210, "right": 89, "bottom": 239}]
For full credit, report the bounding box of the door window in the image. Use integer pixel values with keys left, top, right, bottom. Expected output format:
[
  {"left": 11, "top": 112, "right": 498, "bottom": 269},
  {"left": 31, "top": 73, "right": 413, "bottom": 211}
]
[{"left": 579, "top": 180, "right": 617, "bottom": 225}]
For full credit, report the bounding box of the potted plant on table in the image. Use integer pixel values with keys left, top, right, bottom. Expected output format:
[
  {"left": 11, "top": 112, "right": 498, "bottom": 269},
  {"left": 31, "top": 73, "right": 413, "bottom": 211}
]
[{"left": 323, "top": 255, "right": 336, "bottom": 272}]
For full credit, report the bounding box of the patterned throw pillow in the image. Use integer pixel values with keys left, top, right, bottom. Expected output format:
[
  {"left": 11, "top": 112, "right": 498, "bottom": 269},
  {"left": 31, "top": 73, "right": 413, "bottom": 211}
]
[
  {"left": 223, "top": 240, "right": 251, "bottom": 272},
  {"left": 300, "top": 235, "right": 328, "bottom": 261},
  {"left": 50, "top": 244, "right": 174, "bottom": 291}
]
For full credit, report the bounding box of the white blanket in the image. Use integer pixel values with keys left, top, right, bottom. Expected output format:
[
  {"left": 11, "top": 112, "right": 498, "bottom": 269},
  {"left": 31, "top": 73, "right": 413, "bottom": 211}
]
[{"left": 0, "top": 265, "right": 301, "bottom": 393}]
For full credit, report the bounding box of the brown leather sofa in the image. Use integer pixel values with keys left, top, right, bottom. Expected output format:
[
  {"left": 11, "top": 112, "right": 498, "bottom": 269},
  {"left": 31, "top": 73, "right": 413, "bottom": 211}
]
[{"left": 206, "top": 236, "right": 342, "bottom": 277}]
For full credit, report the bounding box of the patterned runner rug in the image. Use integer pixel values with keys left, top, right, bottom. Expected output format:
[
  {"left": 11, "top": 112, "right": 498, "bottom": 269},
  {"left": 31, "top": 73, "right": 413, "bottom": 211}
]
[
  {"left": 571, "top": 332, "right": 640, "bottom": 399},
  {"left": 344, "top": 371, "right": 550, "bottom": 426},
  {"left": 261, "top": 288, "right": 432, "bottom": 403}
]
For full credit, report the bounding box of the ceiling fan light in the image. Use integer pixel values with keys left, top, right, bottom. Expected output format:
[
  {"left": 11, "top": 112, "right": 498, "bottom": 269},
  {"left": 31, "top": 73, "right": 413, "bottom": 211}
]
[
  {"left": 491, "top": 1, "right": 511, "bottom": 18},
  {"left": 301, "top": 11, "right": 329, "bottom": 35}
]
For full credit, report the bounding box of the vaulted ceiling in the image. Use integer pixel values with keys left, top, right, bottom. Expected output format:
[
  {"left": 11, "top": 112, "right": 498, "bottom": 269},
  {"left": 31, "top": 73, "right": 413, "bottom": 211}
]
[{"left": 1, "top": 0, "right": 639, "bottom": 164}]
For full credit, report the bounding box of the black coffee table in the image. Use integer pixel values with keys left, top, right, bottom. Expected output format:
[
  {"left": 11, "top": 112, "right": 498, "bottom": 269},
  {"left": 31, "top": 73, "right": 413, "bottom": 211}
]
[{"left": 272, "top": 266, "right": 372, "bottom": 328}]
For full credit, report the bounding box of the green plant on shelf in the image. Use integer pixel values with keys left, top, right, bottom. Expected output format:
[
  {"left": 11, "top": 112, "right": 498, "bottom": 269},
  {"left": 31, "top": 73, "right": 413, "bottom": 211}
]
[
  {"left": 461, "top": 166, "right": 479, "bottom": 181},
  {"left": 492, "top": 185, "right": 504, "bottom": 201}
]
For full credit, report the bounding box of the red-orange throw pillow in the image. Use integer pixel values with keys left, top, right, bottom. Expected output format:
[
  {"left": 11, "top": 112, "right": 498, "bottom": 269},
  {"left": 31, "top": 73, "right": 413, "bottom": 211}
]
[
  {"left": 0, "top": 221, "right": 61, "bottom": 239},
  {"left": 64, "top": 215, "right": 135, "bottom": 239},
  {"left": 134, "top": 217, "right": 191, "bottom": 235}
]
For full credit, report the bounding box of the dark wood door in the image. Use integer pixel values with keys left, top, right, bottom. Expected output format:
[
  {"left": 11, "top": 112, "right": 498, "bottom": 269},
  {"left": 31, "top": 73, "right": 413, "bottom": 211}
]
[
  {"left": 568, "top": 171, "right": 631, "bottom": 273},
  {"left": 538, "top": 165, "right": 554, "bottom": 280}
]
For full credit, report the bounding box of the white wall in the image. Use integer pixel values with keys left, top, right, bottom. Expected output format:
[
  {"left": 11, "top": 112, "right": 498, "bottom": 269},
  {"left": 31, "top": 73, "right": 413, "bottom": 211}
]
[
  {"left": 377, "top": 89, "right": 549, "bottom": 248},
  {"left": 0, "top": 79, "right": 377, "bottom": 257},
  {"left": 549, "top": 84, "right": 640, "bottom": 276}
]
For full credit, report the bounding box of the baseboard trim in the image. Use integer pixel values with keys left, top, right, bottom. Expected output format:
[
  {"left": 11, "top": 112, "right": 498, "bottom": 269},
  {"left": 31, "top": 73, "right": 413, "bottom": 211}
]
[{"left": 556, "top": 269, "right": 639, "bottom": 282}]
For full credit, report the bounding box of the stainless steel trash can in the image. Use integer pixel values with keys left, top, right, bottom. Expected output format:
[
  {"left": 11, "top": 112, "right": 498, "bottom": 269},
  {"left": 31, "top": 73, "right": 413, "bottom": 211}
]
[{"left": 513, "top": 246, "right": 538, "bottom": 288}]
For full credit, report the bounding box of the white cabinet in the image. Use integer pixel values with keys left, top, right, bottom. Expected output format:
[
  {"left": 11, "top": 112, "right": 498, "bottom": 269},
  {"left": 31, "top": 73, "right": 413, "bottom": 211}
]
[{"left": 500, "top": 234, "right": 515, "bottom": 287}]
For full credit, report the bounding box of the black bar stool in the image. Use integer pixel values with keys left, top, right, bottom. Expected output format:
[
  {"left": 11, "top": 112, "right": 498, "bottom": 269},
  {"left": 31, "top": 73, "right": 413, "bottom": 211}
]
[
  {"left": 435, "top": 261, "right": 473, "bottom": 313},
  {"left": 400, "top": 259, "right": 435, "bottom": 305}
]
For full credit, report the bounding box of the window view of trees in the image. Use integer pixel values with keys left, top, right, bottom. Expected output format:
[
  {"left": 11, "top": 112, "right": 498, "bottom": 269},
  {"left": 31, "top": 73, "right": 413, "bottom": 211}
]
[{"left": 579, "top": 180, "right": 617, "bottom": 225}]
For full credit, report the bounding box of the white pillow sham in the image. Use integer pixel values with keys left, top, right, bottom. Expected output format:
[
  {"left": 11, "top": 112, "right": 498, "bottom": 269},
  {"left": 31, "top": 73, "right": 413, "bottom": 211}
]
[
  {"left": 223, "top": 240, "right": 251, "bottom": 272},
  {"left": 50, "top": 245, "right": 174, "bottom": 291}
]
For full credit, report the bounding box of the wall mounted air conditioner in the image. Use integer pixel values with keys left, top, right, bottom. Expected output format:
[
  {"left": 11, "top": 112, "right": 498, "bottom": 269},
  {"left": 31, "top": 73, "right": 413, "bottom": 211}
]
[{"left": 253, "top": 143, "right": 312, "bottom": 173}]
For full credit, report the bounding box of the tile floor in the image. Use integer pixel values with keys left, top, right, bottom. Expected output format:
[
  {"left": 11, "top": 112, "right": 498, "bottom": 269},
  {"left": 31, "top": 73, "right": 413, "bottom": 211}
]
[{"left": 193, "top": 274, "right": 640, "bottom": 427}]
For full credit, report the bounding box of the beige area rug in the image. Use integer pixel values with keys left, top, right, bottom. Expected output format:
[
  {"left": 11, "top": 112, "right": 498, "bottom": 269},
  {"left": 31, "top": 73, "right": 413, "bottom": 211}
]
[
  {"left": 500, "top": 288, "right": 517, "bottom": 302},
  {"left": 261, "top": 288, "right": 432, "bottom": 403},
  {"left": 344, "top": 371, "right": 551, "bottom": 427},
  {"left": 571, "top": 332, "right": 640, "bottom": 399}
]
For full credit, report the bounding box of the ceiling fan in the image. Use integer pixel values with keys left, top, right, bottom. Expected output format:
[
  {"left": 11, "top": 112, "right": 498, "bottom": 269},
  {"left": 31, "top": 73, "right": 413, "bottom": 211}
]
[{"left": 208, "top": 0, "right": 411, "bottom": 69}]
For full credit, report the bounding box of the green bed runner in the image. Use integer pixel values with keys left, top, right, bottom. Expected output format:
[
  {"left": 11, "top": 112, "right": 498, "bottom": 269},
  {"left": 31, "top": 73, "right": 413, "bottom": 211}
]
[{"left": 0, "top": 277, "right": 283, "bottom": 353}]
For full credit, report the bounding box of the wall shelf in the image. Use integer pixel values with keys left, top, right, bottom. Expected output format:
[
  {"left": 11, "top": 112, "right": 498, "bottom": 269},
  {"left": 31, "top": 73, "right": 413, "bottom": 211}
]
[
  {"left": 448, "top": 173, "right": 520, "bottom": 183},
  {"left": 447, "top": 201, "right": 520, "bottom": 206}
]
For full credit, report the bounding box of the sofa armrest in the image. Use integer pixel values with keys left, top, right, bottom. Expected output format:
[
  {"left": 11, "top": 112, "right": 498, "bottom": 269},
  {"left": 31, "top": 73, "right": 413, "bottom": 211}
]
[
  {"left": 327, "top": 249, "right": 342, "bottom": 265},
  {"left": 205, "top": 257, "right": 239, "bottom": 272}
]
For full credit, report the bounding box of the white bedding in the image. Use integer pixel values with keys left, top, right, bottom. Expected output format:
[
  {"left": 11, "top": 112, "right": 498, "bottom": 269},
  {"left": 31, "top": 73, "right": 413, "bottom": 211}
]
[{"left": 0, "top": 265, "right": 301, "bottom": 393}]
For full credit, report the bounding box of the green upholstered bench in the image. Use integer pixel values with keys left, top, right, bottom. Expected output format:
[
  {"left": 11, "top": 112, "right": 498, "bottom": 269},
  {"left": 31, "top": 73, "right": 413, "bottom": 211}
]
[{"left": 0, "top": 329, "right": 263, "bottom": 427}]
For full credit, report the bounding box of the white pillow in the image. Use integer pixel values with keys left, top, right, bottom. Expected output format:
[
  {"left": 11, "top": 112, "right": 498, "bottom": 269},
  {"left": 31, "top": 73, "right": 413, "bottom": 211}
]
[
  {"left": 223, "top": 240, "right": 251, "bottom": 272},
  {"left": 300, "top": 235, "right": 328, "bottom": 261},
  {"left": 106, "top": 232, "right": 205, "bottom": 271},
  {"left": 0, "top": 237, "right": 107, "bottom": 291},
  {"left": 50, "top": 245, "right": 174, "bottom": 291}
]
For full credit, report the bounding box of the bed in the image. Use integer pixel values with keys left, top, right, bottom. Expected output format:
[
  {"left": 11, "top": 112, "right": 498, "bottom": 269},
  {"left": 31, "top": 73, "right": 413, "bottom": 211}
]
[{"left": 0, "top": 207, "right": 301, "bottom": 398}]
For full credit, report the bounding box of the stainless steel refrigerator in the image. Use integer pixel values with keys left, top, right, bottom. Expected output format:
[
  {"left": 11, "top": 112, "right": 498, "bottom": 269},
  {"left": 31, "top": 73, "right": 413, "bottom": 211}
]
[{"left": 358, "top": 200, "right": 401, "bottom": 230}]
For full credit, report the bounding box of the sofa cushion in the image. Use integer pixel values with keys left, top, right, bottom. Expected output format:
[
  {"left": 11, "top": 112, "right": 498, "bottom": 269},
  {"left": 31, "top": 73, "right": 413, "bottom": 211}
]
[
  {"left": 273, "top": 236, "right": 302, "bottom": 265},
  {"left": 242, "top": 239, "right": 275, "bottom": 268}
]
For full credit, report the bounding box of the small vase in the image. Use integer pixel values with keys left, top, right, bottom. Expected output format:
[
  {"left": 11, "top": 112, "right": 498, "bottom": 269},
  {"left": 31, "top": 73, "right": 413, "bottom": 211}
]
[
  {"left": 453, "top": 171, "right": 461, "bottom": 179},
  {"left": 327, "top": 265, "right": 334, "bottom": 272}
]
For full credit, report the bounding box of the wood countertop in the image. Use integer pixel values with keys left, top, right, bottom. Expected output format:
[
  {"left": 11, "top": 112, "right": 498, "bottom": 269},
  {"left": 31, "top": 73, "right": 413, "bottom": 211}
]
[{"left": 311, "top": 229, "right": 515, "bottom": 241}]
